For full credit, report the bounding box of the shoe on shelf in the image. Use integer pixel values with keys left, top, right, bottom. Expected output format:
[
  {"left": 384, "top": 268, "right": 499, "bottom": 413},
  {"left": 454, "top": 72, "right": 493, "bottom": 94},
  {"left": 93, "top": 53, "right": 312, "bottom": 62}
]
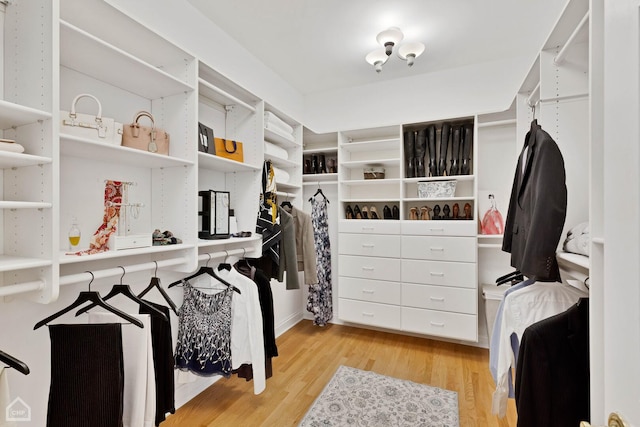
[
  {"left": 452, "top": 203, "right": 460, "bottom": 219},
  {"left": 442, "top": 204, "right": 451, "bottom": 219},
  {"left": 361, "top": 206, "right": 369, "bottom": 219},
  {"left": 392, "top": 205, "right": 400, "bottom": 220},
  {"left": 345, "top": 205, "right": 354, "bottom": 219},
  {"left": 370, "top": 206, "right": 379, "bottom": 219},
  {"left": 464, "top": 202, "right": 472, "bottom": 219},
  {"left": 354, "top": 205, "right": 363, "bottom": 219},
  {"left": 420, "top": 206, "right": 432, "bottom": 220},
  {"left": 383, "top": 205, "right": 392, "bottom": 219},
  {"left": 432, "top": 204, "right": 441, "bottom": 220},
  {"left": 409, "top": 206, "right": 419, "bottom": 220}
]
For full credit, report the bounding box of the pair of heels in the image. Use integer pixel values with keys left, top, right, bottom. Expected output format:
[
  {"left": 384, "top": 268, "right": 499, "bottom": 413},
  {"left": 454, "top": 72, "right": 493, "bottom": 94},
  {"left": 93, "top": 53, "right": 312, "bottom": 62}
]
[
  {"left": 382, "top": 205, "right": 400, "bottom": 220},
  {"left": 409, "top": 206, "right": 433, "bottom": 220},
  {"left": 345, "top": 204, "right": 379, "bottom": 219}
]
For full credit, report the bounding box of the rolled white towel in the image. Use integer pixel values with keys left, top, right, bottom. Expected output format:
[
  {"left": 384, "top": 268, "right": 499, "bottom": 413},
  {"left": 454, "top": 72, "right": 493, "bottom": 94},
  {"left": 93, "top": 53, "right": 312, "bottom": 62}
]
[
  {"left": 264, "top": 141, "right": 289, "bottom": 160},
  {"left": 0, "top": 142, "right": 25, "bottom": 153},
  {"left": 265, "top": 122, "right": 296, "bottom": 143},
  {"left": 264, "top": 111, "right": 294, "bottom": 135},
  {"left": 272, "top": 166, "right": 290, "bottom": 184}
]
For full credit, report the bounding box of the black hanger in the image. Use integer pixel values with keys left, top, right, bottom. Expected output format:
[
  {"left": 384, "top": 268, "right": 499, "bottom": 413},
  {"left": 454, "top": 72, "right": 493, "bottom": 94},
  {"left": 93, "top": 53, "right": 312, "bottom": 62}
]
[
  {"left": 280, "top": 200, "right": 292, "bottom": 209},
  {"left": 309, "top": 185, "right": 328, "bottom": 203},
  {"left": 137, "top": 261, "right": 178, "bottom": 315},
  {"left": 217, "top": 250, "right": 232, "bottom": 271},
  {"left": 34, "top": 272, "right": 144, "bottom": 330},
  {"left": 0, "top": 350, "right": 29, "bottom": 375},
  {"left": 168, "top": 255, "right": 241, "bottom": 294},
  {"left": 75, "top": 267, "right": 168, "bottom": 321},
  {"left": 496, "top": 269, "right": 524, "bottom": 286}
]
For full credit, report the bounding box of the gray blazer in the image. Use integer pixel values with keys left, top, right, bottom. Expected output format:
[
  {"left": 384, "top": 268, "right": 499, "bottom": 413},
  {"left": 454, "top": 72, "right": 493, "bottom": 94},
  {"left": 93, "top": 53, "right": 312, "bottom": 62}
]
[
  {"left": 290, "top": 206, "right": 318, "bottom": 285},
  {"left": 277, "top": 206, "right": 300, "bottom": 290}
]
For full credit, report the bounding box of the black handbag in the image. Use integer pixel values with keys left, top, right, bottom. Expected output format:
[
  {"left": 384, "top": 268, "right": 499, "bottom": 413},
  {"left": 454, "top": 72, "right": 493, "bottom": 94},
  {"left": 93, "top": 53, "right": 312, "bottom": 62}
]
[{"left": 198, "top": 122, "right": 215, "bottom": 154}]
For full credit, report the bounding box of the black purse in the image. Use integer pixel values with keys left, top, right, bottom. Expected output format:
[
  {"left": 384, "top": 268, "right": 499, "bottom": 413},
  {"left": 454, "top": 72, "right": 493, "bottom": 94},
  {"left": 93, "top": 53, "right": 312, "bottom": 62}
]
[{"left": 198, "top": 122, "right": 215, "bottom": 154}]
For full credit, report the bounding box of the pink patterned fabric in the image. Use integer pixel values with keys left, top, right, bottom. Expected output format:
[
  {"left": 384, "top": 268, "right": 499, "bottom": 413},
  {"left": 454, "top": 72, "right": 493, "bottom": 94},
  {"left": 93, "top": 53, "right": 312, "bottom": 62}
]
[{"left": 69, "top": 180, "right": 123, "bottom": 255}]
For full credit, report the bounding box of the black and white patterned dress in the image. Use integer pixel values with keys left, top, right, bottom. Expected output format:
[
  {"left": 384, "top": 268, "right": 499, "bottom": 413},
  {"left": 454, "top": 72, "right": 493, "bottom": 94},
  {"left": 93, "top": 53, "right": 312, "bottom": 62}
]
[
  {"left": 307, "top": 197, "right": 333, "bottom": 326},
  {"left": 174, "top": 281, "right": 233, "bottom": 376}
]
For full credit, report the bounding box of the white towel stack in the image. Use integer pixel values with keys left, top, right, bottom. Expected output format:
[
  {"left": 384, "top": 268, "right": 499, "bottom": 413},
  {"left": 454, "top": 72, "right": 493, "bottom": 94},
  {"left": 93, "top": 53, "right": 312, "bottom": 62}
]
[
  {"left": 0, "top": 139, "right": 25, "bottom": 153},
  {"left": 264, "top": 111, "right": 295, "bottom": 143},
  {"left": 264, "top": 141, "right": 289, "bottom": 161},
  {"left": 272, "top": 166, "right": 290, "bottom": 184}
]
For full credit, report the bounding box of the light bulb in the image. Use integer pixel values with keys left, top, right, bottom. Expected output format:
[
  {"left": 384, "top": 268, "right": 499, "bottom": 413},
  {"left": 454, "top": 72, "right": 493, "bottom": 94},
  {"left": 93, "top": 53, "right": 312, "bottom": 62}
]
[
  {"left": 376, "top": 27, "right": 404, "bottom": 56},
  {"left": 398, "top": 42, "right": 425, "bottom": 66}
]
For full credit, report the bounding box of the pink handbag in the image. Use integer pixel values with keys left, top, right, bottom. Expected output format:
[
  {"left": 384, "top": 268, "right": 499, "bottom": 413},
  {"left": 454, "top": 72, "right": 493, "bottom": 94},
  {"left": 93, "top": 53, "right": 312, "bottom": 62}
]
[{"left": 121, "top": 111, "right": 170, "bottom": 155}]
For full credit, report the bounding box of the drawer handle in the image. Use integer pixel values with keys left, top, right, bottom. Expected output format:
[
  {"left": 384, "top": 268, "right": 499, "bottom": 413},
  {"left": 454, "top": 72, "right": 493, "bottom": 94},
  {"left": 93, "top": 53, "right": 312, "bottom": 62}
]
[
  {"left": 430, "top": 321, "right": 445, "bottom": 327},
  {"left": 430, "top": 296, "right": 445, "bottom": 302},
  {"left": 362, "top": 312, "right": 375, "bottom": 317},
  {"left": 362, "top": 289, "right": 375, "bottom": 294},
  {"left": 430, "top": 228, "right": 444, "bottom": 232},
  {"left": 361, "top": 243, "right": 375, "bottom": 248},
  {"left": 430, "top": 272, "right": 445, "bottom": 277},
  {"left": 430, "top": 247, "right": 445, "bottom": 252},
  {"left": 362, "top": 267, "right": 374, "bottom": 271},
  {"left": 361, "top": 227, "right": 374, "bottom": 231}
]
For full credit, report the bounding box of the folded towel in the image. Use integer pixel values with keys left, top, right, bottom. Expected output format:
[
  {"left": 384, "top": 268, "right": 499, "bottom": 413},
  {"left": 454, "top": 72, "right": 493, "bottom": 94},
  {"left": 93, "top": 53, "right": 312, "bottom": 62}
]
[
  {"left": 272, "top": 166, "right": 290, "bottom": 184},
  {"left": 264, "top": 141, "right": 289, "bottom": 161},
  {"left": 563, "top": 222, "right": 590, "bottom": 256},
  {"left": 264, "top": 111, "right": 294, "bottom": 135},
  {"left": 0, "top": 142, "right": 25, "bottom": 153},
  {"left": 265, "top": 123, "right": 295, "bottom": 143}
]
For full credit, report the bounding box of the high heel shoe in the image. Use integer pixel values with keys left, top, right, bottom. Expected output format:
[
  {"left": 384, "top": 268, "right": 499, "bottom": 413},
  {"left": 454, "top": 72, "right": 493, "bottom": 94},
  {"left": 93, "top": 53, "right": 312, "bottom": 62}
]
[
  {"left": 442, "top": 204, "right": 451, "bottom": 219},
  {"left": 432, "top": 204, "right": 441, "bottom": 220},
  {"left": 354, "top": 205, "right": 363, "bottom": 219},
  {"left": 383, "top": 205, "right": 392, "bottom": 219},
  {"left": 361, "top": 206, "right": 369, "bottom": 219},
  {"left": 409, "top": 207, "right": 419, "bottom": 220},
  {"left": 420, "top": 206, "right": 432, "bottom": 220},
  {"left": 370, "top": 206, "right": 379, "bottom": 219},
  {"left": 392, "top": 205, "right": 400, "bottom": 220},
  {"left": 463, "top": 202, "right": 472, "bottom": 219},
  {"left": 452, "top": 203, "right": 460, "bottom": 220},
  {"left": 345, "top": 205, "right": 354, "bottom": 219}
]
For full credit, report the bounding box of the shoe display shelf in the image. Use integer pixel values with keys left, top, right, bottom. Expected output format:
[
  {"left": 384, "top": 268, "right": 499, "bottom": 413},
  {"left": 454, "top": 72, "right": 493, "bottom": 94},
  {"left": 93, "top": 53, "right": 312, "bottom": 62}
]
[{"left": 302, "top": 129, "right": 338, "bottom": 186}]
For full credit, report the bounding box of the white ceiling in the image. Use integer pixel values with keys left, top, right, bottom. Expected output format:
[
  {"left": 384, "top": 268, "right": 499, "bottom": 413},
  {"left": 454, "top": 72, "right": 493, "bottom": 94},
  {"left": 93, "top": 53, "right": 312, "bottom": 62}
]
[{"left": 186, "top": 0, "right": 568, "bottom": 96}]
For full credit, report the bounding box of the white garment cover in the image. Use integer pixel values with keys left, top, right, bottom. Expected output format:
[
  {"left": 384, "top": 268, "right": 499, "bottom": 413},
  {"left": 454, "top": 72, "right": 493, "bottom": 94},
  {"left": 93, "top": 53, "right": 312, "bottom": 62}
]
[
  {"left": 191, "top": 268, "right": 266, "bottom": 394},
  {"left": 89, "top": 312, "right": 156, "bottom": 427},
  {"left": 0, "top": 367, "right": 16, "bottom": 427},
  {"left": 492, "top": 282, "right": 588, "bottom": 417}
]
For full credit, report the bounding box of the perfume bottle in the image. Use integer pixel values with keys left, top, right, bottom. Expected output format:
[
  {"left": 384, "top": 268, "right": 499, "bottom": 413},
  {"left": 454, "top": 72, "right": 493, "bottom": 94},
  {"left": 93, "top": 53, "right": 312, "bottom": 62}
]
[{"left": 68, "top": 218, "right": 81, "bottom": 251}]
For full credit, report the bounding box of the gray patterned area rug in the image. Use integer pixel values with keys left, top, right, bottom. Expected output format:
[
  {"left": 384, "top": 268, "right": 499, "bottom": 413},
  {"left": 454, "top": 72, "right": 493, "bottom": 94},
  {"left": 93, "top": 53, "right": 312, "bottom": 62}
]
[{"left": 299, "top": 365, "right": 459, "bottom": 427}]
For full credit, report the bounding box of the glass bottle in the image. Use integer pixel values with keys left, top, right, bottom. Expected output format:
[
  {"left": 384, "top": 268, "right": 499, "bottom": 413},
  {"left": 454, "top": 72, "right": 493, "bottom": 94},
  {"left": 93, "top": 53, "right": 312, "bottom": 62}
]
[{"left": 68, "top": 218, "right": 81, "bottom": 251}]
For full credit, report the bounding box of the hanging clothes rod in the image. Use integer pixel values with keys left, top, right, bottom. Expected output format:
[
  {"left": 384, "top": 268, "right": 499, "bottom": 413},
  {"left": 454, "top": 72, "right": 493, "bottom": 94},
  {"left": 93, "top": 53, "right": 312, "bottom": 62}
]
[
  {"left": 525, "top": 82, "right": 541, "bottom": 108},
  {"left": 0, "top": 280, "right": 45, "bottom": 298},
  {"left": 197, "top": 248, "right": 246, "bottom": 263},
  {"left": 59, "top": 256, "right": 188, "bottom": 287},
  {"left": 554, "top": 11, "right": 590, "bottom": 66}
]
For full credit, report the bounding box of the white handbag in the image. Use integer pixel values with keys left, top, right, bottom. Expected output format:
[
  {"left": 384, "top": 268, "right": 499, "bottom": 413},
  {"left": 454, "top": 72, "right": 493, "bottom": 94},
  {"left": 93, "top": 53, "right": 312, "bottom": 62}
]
[{"left": 61, "top": 94, "right": 122, "bottom": 145}]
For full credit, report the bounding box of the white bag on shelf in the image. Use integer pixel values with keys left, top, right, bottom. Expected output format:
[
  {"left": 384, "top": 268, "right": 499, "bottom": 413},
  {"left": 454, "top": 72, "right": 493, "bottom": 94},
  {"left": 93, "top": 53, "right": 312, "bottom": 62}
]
[{"left": 61, "top": 93, "right": 123, "bottom": 145}]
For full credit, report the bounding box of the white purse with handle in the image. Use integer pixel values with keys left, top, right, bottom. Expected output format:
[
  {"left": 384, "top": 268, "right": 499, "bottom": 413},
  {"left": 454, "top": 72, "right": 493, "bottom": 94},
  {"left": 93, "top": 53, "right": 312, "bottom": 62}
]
[{"left": 60, "top": 93, "right": 122, "bottom": 145}]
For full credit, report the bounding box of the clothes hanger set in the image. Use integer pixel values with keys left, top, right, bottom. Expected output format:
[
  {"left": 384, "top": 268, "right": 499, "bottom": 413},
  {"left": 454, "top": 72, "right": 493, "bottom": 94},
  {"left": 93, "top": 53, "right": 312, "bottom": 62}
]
[
  {"left": 34, "top": 263, "right": 177, "bottom": 330},
  {"left": 0, "top": 349, "right": 29, "bottom": 375},
  {"left": 168, "top": 252, "right": 241, "bottom": 294}
]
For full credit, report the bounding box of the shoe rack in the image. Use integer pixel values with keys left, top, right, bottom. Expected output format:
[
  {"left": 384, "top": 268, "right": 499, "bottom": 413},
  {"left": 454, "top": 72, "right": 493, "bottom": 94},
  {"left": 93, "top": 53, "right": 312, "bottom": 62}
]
[{"left": 302, "top": 129, "right": 338, "bottom": 186}]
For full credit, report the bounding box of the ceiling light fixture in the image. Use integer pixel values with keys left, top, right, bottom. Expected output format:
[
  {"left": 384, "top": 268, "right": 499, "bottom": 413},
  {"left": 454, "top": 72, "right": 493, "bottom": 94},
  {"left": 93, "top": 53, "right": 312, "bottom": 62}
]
[{"left": 366, "top": 27, "right": 425, "bottom": 72}]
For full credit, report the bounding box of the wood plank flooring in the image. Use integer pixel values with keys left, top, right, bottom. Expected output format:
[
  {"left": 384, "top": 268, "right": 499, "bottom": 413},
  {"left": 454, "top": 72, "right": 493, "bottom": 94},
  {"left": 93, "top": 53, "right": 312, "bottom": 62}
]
[{"left": 163, "top": 320, "right": 518, "bottom": 426}]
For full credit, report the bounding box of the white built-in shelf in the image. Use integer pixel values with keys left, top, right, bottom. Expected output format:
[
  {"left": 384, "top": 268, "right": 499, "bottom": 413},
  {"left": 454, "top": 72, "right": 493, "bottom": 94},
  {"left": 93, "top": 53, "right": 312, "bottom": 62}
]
[
  {"left": 275, "top": 181, "right": 302, "bottom": 191},
  {"left": 477, "top": 119, "right": 517, "bottom": 128},
  {"left": 303, "top": 180, "right": 338, "bottom": 186},
  {"left": 268, "top": 155, "right": 298, "bottom": 169},
  {"left": 197, "top": 235, "right": 262, "bottom": 249},
  {"left": 341, "top": 158, "right": 400, "bottom": 169},
  {"left": 341, "top": 138, "right": 399, "bottom": 152},
  {"left": 303, "top": 173, "right": 338, "bottom": 182},
  {"left": 198, "top": 152, "right": 260, "bottom": 172},
  {"left": 0, "top": 255, "right": 52, "bottom": 272},
  {"left": 264, "top": 127, "right": 299, "bottom": 148},
  {"left": 59, "top": 243, "right": 194, "bottom": 265},
  {"left": 478, "top": 243, "right": 503, "bottom": 249},
  {"left": 60, "top": 21, "right": 194, "bottom": 99},
  {"left": 198, "top": 78, "right": 256, "bottom": 113},
  {"left": 478, "top": 234, "right": 504, "bottom": 239},
  {"left": 341, "top": 178, "right": 401, "bottom": 186},
  {"left": 556, "top": 251, "right": 589, "bottom": 272},
  {"left": 592, "top": 237, "right": 604, "bottom": 245},
  {"left": 61, "top": 134, "right": 194, "bottom": 168},
  {"left": 303, "top": 146, "right": 338, "bottom": 154},
  {"left": 0, "top": 99, "right": 51, "bottom": 130},
  {"left": 403, "top": 196, "right": 473, "bottom": 202},
  {"left": 478, "top": 234, "right": 504, "bottom": 248},
  {"left": 341, "top": 198, "right": 400, "bottom": 203},
  {"left": 0, "top": 152, "right": 52, "bottom": 169},
  {"left": 0, "top": 201, "right": 52, "bottom": 209},
  {"left": 404, "top": 175, "right": 475, "bottom": 183}
]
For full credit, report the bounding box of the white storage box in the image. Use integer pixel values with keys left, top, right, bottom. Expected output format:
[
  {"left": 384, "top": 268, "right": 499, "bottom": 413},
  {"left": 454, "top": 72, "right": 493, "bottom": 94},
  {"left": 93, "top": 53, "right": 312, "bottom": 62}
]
[
  {"left": 482, "top": 283, "right": 508, "bottom": 342},
  {"left": 108, "top": 233, "right": 152, "bottom": 250},
  {"left": 418, "top": 180, "right": 457, "bottom": 198}
]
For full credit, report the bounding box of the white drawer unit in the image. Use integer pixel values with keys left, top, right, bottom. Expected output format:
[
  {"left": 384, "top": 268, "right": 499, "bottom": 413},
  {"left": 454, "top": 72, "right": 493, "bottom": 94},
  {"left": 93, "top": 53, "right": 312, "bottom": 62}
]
[
  {"left": 401, "top": 220, "right": 477, "bottom": 237},
  {"left": 338, "top": 233, "right": 401, "bottom": 257},
  {"left": 339, "top": 219, "right": 401, "bottom": 235},
  {"left": 339, "top": 298, "right": 401, "bottom": 329},
  {"left": 401, "top": 259, "right": 476, "bottom": 288},
  {"left": 338, "top": 255, "right": 401, "bottom": 281},
  {"left": 339, "top": 277, "right": 401, "bottom": 305},
  {"left": 401, "top": 235, "right": 476, "bottom": 262},
  {"left": 401, "top": 307, "right": 477, "bottom": 341},
  {"left": 401, "top": 283, "right": 477, "bottom": 314}
]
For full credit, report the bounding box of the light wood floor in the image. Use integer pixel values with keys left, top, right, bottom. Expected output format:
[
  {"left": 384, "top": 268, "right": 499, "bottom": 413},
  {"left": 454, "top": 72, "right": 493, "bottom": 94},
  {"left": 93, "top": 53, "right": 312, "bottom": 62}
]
[{"left": 163, "top": 320, "right": 517, "bottom": 426}]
